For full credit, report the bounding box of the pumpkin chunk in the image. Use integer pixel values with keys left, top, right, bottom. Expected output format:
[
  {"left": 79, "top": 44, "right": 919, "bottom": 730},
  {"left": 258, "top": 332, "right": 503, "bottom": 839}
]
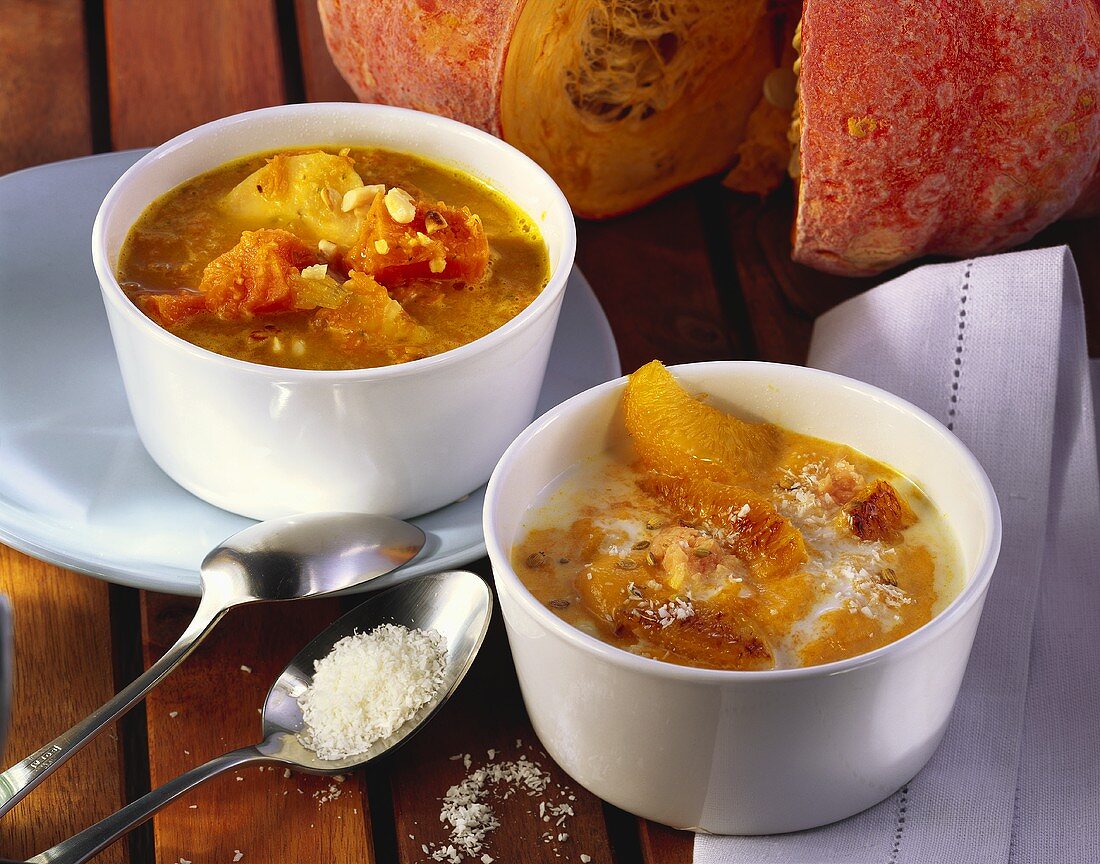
[
  {"left": 313, "top": 271, "right": 429, "bottom": 359},
  {"left": 346, "top": 191, "right": 490, "bottom": 285},
  {"left": 137, "top": 229, "right": 321, "bottom": 325}
]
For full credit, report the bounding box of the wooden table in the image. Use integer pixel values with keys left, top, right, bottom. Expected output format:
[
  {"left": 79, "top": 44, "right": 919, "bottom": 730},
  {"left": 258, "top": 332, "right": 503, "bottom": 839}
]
[{"left": 1, "top": 3, "right": 1097, "bottom": 862}]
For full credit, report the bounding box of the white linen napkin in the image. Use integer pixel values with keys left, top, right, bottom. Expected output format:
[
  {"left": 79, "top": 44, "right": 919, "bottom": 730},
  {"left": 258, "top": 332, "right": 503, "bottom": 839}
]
[{"left": 696, "top": 246, "right": 1100, "bottom": 863}]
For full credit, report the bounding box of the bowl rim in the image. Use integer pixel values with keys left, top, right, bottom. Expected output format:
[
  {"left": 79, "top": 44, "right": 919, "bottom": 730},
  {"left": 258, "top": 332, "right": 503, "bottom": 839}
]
[
  {"left": 91, "top": 102, "right": 577, "bottom": 381},
  {"left": 484, "top": 359, "right": 1003, "bottom": 683}
]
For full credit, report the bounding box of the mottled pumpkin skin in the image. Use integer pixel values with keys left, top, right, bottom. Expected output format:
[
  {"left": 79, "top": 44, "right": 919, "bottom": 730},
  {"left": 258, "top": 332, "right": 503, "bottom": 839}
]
[
  {"left": 318, "top": 0, "right": 524, "bottom": 136},
  {"left": 795, "top": 0, "right": 1100, "bottom": 276}
]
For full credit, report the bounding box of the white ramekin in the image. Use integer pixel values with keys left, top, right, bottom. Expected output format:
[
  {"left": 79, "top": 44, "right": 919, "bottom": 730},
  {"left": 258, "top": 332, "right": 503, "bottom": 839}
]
[
  {"left": 484, "top": 361, "right": 1001, "bottom": 834},
  {"left": 93, "top": 103, "right": 576, "bottom": 521}
]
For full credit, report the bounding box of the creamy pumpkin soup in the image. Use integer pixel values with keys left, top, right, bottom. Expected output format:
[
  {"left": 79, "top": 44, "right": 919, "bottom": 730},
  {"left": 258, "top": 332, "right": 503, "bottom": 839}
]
[
  {"left": 513, "top": 362, "right": 963, "bottom": 670},
  {"left": 117, "top": 147, "right": 550, "bottom": 370}
]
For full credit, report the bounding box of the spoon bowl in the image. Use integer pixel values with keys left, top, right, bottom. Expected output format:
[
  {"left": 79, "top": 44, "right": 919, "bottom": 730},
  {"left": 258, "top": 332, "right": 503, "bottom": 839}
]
[
  {"left": 199, "top": 511, "right": 426, "bottom": 605},
  {"left": 0, "top": 511, "right": 425, "bottom": 818},
  {"left": 258, "top": 569, "right": 493, "bottom": 772},
  {"left": 31, "top": 570, "right": 493, "bottom": 864}
]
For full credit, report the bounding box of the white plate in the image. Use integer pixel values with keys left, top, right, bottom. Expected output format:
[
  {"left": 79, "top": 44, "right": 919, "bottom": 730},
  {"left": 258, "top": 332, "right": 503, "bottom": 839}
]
[{"left": 0, "top": 150, "right": 620, "bottom": 596}]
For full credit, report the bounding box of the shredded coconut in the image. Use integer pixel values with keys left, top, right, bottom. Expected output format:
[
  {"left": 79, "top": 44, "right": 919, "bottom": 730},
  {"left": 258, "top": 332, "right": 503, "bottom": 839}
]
[
  {"left": 298, "top": 624, "right": 446, "bottom": 761},
  {"left": 422, "top": 753, "right": 580, "bottom": 863}
]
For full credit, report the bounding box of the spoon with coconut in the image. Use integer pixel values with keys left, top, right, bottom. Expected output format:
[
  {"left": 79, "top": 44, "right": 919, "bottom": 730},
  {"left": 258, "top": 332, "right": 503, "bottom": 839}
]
[
  {"left": 0, "top": 511, "right": 425, "bottom": 818},
  {"left": 28, "top": 570, "right": 492, "bottom": 864}
]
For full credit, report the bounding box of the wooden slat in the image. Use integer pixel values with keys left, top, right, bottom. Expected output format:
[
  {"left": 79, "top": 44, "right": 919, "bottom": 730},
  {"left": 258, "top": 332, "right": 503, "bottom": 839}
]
[
  {"left": 294, "top": 0, "right": 358, "bottom": 102},
  {"left": 104, "top": 0, "right": 286, "bottom": 149},
  {"left": 640, "top": 820, "right": 693, "bottom": 864},
  {"left": 0, "top": 0, "right": 93, "bottom": 175},
  {"left": 103, "top": 3, "right": 375, "bottom": 857},
  {"left": 0, "top": 3, "right": 126, "bottom": 859},
  {"left": 142, "top": 592, "right": 374, "bottom": 862},
  {"left": 0, "top": 549, "right": 127, "bottom": 863},
  {"left": 577, "top": 189, "right": 748, "bottom": 372},
  {"left": 388, "top": 563, "right": 618, "bottom": 863}
]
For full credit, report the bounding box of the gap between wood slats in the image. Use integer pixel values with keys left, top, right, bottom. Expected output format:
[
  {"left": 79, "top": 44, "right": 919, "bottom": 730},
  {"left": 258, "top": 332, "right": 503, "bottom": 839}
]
[
  {"left": 108, "top": 584, "right": 153, "bottom": 864},
  {"left": 274, "top": 0, "right": 307, "bottom": 104},
  {"left": 292, "top": 0, "right": 358, "bottom": 102},
  {"left": 84, "top": 0, "right": 113, "bottom": 154}
]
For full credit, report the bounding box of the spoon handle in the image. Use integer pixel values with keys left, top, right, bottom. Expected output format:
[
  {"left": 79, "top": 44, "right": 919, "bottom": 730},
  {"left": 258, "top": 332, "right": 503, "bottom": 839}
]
[
  {"left": 26, "top": 745, "right": 270, "bottom": 864},
  {"left": 0, "top": 597, "right": 225, "bottom": 818}
]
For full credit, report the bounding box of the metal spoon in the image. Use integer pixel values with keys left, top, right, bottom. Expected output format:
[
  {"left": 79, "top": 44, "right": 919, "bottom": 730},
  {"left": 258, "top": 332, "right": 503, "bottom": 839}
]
[
  {"left": 29, "top": 570, "right": 491, "bottom": 864},
  {"left": 0, "top": 511, "right": 425, "bottom": 818}
]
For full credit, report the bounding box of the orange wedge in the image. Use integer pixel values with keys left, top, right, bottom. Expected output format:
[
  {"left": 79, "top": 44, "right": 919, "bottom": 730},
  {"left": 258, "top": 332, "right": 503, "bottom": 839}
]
[
  {"left": 574, "top": 553, "right": 774, "bottom": 671},
  {"left": 623, "top": 360, "right": 780, "bottom": 484}
]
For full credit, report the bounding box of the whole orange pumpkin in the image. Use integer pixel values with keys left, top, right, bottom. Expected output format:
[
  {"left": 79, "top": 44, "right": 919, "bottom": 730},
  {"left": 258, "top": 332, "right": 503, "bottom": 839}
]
[
  {"left": 317, "top": 0, "right": 790, "bottom": 219},
  {"left": 793, "top": 0, "right": 1100, "bottom": 275}
]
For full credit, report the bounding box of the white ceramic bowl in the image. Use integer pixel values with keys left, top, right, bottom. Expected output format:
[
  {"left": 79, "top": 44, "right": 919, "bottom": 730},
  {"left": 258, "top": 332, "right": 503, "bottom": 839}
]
[
  {"left": 92, "top": 103, "right": 576, "bottom": 521},
  {"left": 484, "top": 361, "right": 1001, "bottom": 834}
]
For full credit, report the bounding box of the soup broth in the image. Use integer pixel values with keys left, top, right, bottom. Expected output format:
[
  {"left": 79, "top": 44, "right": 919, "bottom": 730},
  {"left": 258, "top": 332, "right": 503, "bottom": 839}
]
[{"left": 117, "top": 147, "right": 550, "bottom": 370}]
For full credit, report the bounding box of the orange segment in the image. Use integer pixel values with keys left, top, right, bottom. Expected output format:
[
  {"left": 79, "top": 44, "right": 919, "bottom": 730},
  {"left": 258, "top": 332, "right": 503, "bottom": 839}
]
[
  {"left": 574, "top": 552, "right": 774, "bottom": 671},
  {"left": 641, "top": 472, "right": 807, "bottom": 580},
  {"left": 623, "top": 360, "right": 781, "bottom": 484}
]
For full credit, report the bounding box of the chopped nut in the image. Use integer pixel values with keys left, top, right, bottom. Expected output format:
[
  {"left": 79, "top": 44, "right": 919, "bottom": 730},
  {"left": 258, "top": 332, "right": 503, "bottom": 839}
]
[
  {"left": 693, "top": 548, "right": 712, "bottom": 557},
  {"left": 616, "top": 559, "right": 639, "bottom": 570},
  {"left": 317, "top": 239, "right": 337, "bottom": 258},
  {"left": 321, "top": 186, "right": 341, "bottom": 211},
  {"left": 632, "top": 540, "right": 651, "bottom": 550},
  {"left": 341, "top": 184, "right": 385, "bottom": 212},
  {"left": 424, "top": 209, "right": 448, "bottom": 233},
  {"left": 415, "top": 231, "right": 433, "bottom": 246},
  {"left": 525, "top": 552, "right": 547, "bottom": 569},
  {"left": 645, "top": 518, "right": 664, "bottom": 530},
  {"left": 428, "top": 257, "right": 447, "bottom": 274},
  {"left": 300, "top": 263, "right": 328, "bottom": 280},
  {"left": 291, "top": 339, "right": 306, "bottom": 357},
  {"left": 384, "top": 187, "right": 417, "bottom": 223},
  {"left": 548, "top": 599, "right": 570, "bottom": 609},
  {"left": 374, "top": 239, "right": 390, "bottom": 255},
  {"left": 646, "top": 551, "right": 657, "bottom": 566}
]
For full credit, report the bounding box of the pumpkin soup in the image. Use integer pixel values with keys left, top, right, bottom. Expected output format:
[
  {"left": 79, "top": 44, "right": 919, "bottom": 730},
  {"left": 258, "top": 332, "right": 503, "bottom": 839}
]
[{"left": 117, "top": 147, "right": 550, "bottom": 370}]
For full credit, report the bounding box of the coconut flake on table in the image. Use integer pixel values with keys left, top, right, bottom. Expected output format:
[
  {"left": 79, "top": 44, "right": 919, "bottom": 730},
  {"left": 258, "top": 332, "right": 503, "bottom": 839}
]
[
  {"left": 297, "top": 624, "right": 447, "bottom": 761},
  {"left": 419, "top": 750, "right": 583, "bottom": 864}
]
